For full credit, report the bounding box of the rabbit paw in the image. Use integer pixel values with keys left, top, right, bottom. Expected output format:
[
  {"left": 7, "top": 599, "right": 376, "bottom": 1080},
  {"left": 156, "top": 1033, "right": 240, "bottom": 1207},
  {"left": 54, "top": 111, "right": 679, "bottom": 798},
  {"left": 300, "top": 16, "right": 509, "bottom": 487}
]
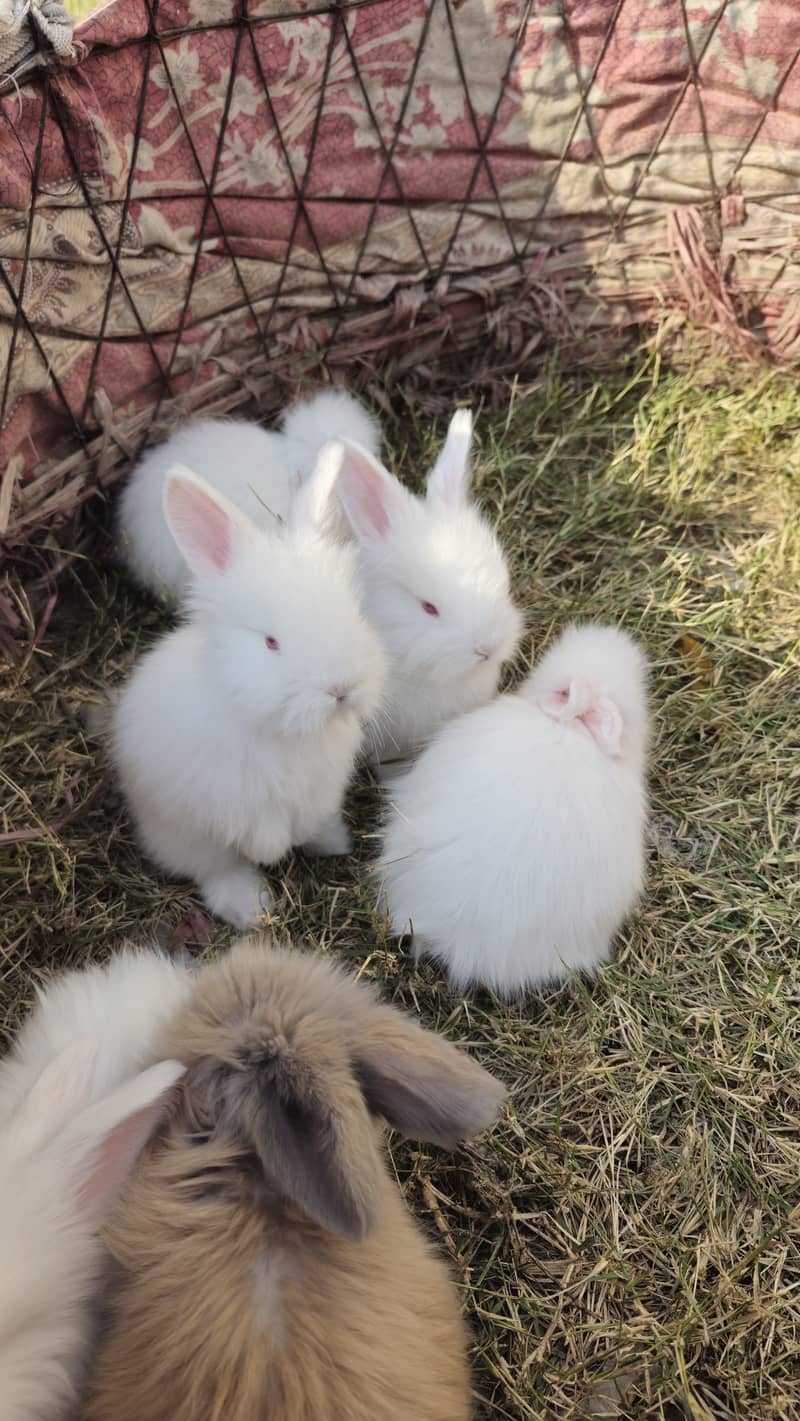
[
  {"left": 201, "top": 864, "right": 271, "bottom": 928},
  {"left": 303, "top": 813, "right": 353, "bottom": 858}
]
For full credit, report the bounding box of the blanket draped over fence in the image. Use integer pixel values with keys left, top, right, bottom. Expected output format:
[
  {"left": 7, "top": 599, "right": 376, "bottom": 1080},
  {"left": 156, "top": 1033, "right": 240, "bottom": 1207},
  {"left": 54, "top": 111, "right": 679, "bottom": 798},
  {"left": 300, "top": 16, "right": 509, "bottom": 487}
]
[{"left": 1, "top": 0, "right": 798, "bottom": 556}]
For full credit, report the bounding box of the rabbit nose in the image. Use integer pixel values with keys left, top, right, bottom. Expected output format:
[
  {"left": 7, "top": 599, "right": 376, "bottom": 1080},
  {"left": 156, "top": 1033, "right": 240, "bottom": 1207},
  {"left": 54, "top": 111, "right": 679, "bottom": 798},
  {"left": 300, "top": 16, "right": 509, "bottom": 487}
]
[
  {"left": 475, "top": 644, "right": 495, "bottom": 662},
  {"left": 329, "top": 684, "right": 353, "bottom": 705}
]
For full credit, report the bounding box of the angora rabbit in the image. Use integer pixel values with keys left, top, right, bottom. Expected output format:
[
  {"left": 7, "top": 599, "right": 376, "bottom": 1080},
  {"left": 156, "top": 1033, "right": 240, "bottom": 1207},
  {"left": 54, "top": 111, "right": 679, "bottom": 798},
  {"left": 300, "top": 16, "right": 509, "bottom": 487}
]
[
  {"left": 120, "top": 394, "right": 522, "bottom": 769},
  {"left": 331, "top": 409, "right": 523, "bottom": 764},
  {"left": 112, "top": 456, "right": 386, "bottom": 927},
  {"left": 0, "top": 1041, "right": 183, "bottom": 1421},
  {"left": 0, "top": 947, "right": 194, "bottom": 1125},
  {"left": 377, "top": 623, "right": 650, "bottom": 994},
  {"left": 117, "top": 390, "right": 380, "bottom": 600},
  {"left": 83, "top": 936, "right": 505, "bottom": 1421}
]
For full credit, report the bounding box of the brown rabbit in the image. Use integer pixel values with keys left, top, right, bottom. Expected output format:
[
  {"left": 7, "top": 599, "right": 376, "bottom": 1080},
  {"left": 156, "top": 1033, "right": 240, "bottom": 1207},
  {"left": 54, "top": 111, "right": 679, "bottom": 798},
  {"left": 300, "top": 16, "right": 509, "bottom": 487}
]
[{"left": 82, "top": 936, "right": 505, "bottom": 1421}]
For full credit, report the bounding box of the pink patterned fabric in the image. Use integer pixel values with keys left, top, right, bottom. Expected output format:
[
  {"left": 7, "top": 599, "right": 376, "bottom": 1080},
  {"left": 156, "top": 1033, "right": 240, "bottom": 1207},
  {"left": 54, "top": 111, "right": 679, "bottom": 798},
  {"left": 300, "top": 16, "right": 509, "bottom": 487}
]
[{"left": 1, "top": 0, "right": 799, "bottom": 549}]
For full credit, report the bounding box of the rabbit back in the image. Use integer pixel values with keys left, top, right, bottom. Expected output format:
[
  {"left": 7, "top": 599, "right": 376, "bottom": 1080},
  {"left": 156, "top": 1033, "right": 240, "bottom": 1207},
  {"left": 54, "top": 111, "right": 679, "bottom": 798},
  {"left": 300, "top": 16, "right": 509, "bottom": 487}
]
[
  {"left": 86, "top": 1136, "right": 470, "bottom": 1421},
  {"left": 82, "top": 937, "right": 503, "bottom": 1419},
  {"left": 117, "top": 418, "right": 292, "bottom": 600},
  {"left": 380, "top": 694, "right": 647, "bottom": 992}
]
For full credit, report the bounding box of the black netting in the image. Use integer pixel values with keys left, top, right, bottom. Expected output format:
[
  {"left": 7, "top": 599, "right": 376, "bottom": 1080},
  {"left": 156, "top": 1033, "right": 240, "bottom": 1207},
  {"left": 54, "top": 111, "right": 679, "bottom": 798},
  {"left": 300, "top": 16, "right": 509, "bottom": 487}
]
[{"left": 0, "top": 0, "right": 798, "bottom": 566}]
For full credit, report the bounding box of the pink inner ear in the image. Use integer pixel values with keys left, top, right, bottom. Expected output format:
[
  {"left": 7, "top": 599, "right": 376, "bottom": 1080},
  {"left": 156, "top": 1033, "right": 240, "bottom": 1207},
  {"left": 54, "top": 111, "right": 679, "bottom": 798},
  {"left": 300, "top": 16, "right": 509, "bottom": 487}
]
[
  {"left": 338, "top": 448, "right": 392, "bottom": 539},
  {"left": 358, "top": 480, "right": 389, "bottom": 537},
  {"left": 538, "top": 677, "right": 589, "bottom": 721},
  {"left": 580, "top": 697, "right": 623, "bottom": 757},
  {"left": 537, "top": 683, "right": 623, "bottom": 757},
  {"left": 167, "top": 478, "right": 231, "bottom": 573},
  {"left": 77, "top": 1098, "right": 168, "bottom": 1224},
  {"left": 78, "top": 1117, "right": 135, "bottom": 1217}
]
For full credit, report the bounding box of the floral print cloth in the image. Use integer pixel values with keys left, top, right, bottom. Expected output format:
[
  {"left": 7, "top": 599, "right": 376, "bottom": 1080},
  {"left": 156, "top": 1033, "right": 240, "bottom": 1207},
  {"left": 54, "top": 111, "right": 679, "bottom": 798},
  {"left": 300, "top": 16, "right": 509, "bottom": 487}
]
[{"left": 1, "top": 0, "right": 798, "bottom": 547}]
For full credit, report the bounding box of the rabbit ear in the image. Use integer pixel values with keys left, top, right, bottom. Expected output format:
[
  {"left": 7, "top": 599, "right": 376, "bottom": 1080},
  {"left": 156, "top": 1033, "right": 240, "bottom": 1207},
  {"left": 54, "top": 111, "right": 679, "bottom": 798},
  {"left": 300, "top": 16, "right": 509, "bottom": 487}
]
[
  {"left": 285, "top": 441, "right": 342, "bottom": 536},
  {"left": 335, "top": 441, "right": 408, "bottom": 541},
  {"left": 12, "top": 1040, "right": 101, "bottom": 1156},
  {"left": 537, "top": 677, "right": 624, "bottom": 758},
  {"left": 12, "top": 1046, "right": 184, "bottom": 1225},
  {"left": 426, "top": 409, "right": 473, "bottom": 507},
  {"left": 215, "top": 1056, "right": 382, "bottom": 1242},
  {"left": 67, "top": 1060, "right": 186, "bottom": 1224},
  {"left": 163, "top": 465, "right": 258, "bottom": 578},
  {"left": 355, "top": 1006, "right": 505, "bottom": 1149}
]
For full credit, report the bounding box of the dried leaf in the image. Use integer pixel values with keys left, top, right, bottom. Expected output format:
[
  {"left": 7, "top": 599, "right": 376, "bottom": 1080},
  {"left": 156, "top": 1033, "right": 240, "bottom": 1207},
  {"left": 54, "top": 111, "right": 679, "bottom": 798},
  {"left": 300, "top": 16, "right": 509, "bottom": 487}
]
[
  {"left": 674, "top": 633, "right": 714, "bottom": 686},
  {"left": 167, "top": 907, "right": 215, "bottom": 950}
]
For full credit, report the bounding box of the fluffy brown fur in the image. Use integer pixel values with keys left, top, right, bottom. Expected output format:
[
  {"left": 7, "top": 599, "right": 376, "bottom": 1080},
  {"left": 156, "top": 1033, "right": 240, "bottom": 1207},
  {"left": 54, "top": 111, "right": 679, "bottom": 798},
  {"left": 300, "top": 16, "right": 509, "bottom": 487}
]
[{"left": 82, "top": 938, "right": 505, "bottom": 1421}]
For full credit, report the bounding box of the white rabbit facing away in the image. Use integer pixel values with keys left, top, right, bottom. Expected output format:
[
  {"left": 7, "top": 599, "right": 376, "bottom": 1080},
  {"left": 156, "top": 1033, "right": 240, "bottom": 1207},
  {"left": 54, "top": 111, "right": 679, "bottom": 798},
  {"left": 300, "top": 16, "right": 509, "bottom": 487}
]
[
  {"left": 0, "top": 947, "right": 194, "bottom": 1126},
  {"left": 330, "top": 409, "right": 524, "bottom": 765},
  {"left": 112, "top": 455, "right": 386, "bottom": 928},
  {"left": 117, "top": 390, "right": 381, "bottom": 601},
  {"left": 0, "top": 1040, "right": 183, "bottom": 1421},
  {"left": 377, "top": 624, "right": 650, "bottom": 995}
]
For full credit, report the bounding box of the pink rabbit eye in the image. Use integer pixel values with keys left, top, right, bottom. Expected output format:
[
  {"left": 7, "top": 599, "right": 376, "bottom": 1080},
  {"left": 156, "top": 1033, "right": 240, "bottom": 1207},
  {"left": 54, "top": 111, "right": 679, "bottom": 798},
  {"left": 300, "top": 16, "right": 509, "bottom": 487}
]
[
  {"left": 265, "top": 635, "right": 280, "bottom": 653},
  {"left": 421, "top": 600, "right": 440, "bottom": 618}
]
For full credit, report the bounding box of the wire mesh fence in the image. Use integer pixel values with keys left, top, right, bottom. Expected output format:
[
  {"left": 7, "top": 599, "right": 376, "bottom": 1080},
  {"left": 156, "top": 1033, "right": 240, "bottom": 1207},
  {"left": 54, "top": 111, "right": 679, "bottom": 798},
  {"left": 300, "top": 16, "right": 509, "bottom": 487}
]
[{"left": 1, "top": 0, "right": 799, "bottom": 569}]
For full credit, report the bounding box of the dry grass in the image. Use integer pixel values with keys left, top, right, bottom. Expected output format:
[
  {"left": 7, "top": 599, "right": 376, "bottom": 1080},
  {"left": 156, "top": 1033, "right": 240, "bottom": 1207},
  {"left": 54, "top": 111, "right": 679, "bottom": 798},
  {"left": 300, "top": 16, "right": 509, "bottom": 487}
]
[{"left": 1, "top": 354, "right": 799, "bottom": 1418}]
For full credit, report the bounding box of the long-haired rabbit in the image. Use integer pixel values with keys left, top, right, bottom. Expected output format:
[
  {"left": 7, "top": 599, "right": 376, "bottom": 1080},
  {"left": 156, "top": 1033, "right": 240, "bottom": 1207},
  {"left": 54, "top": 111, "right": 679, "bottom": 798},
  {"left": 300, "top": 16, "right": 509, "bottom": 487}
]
[
  {"left": 82, "top": 936, "right": 505, "bottom": 1421},
  {"left": 330, "top": 409, "right": 523, "bottom": 764},
  {"left": 111, "top": 455, "right": 386, "bottom": 927},
  {"left": 377, "top": 623, "right": 650, "bottom": 994},
  {"left": 0, "top": 947, "right": 194, "bottom": 1125},
  {"left": 0, "top": 1040, "right": 183, "bottom": 1421},
  {"left": 117, "top": 390, "right": 380, "bottom": 600}
]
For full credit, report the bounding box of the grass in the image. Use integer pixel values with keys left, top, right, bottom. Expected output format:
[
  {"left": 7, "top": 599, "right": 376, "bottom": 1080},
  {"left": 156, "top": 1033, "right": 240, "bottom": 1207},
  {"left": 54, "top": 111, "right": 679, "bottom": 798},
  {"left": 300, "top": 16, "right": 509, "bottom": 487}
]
[{"left": 2, "top": 353, "right": 799, "bottom": 1418}]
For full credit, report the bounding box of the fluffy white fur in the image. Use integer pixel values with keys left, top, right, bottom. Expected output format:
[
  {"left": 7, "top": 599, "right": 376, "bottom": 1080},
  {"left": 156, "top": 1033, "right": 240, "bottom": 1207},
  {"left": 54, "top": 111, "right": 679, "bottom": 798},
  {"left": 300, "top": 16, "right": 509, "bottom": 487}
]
[
  {"left": 0, "top": 1042, "right": 183, "bottom": 1421},
  {"left": 377, "top": 624, "right": 650, "bottom": 994},
  {"left": 116, "top": 391, "right": 380, "bottom": 600},
  {"left": 0, "top": 947, "right": 194, "bottom": 1125},
  {"left": 330, "top": 409, "right": 523, "bottom": 763},
  {"left": 120, "top": 393, "right": 521, "bottom": 769},
  {"left": 281, "top": 388, "right": 380, "bottom": 475},
  {"left": 112, "top": 456, "right": 386, "bottom": 927}
]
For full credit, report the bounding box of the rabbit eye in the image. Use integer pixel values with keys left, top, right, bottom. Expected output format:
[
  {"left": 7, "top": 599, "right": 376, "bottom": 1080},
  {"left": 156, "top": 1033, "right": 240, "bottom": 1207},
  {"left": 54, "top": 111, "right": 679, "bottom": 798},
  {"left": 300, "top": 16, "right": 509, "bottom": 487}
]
[
  {"left": 265, "top": 636, "right": 280, "bottom": 653},
  {"left": 420, "top": 600, "right": 440, "bottom": 618}
]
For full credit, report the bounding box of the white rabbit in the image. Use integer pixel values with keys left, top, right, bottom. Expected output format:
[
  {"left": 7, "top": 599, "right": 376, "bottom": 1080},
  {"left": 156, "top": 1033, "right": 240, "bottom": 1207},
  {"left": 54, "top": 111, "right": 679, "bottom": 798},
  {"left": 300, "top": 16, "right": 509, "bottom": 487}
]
[
  {"left": 0, "top": 947, "right": 194, "bottom": 1126},
  {"left": 330, "top": 409, "right": 524, "bottom": 765},
  {"left": 0, "top": 1039, "right": 183, "bottom": 1421},
  {"left": 281, "top": 387, "right": 381, "bottom": 473},
  {"left": 119, "top": 396, "right": 519, "bottom": 767},
  {"left": 117, "top": 390, "right": 381, "bottom": 600},
  {"left": 112, "top": 453, "right": 386, "bottom": 928},
  {"left": 377, "top": 623, "right": 650, "bottom": 995}
]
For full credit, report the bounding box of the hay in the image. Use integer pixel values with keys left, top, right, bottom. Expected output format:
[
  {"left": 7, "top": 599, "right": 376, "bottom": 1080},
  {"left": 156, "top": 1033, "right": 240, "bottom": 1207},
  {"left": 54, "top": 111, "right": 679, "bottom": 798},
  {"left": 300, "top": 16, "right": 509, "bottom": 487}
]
[{"left": 1, "top": 355, "right": 799, "bottom": 1417}]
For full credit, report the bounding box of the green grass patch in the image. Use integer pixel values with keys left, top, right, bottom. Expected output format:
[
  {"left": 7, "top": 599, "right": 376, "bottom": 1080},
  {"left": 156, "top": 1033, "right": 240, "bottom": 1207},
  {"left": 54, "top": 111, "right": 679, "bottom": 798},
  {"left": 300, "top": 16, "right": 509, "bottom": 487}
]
[{"left": 2, "top": 354, "right": 798, "bottom": 1418}]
